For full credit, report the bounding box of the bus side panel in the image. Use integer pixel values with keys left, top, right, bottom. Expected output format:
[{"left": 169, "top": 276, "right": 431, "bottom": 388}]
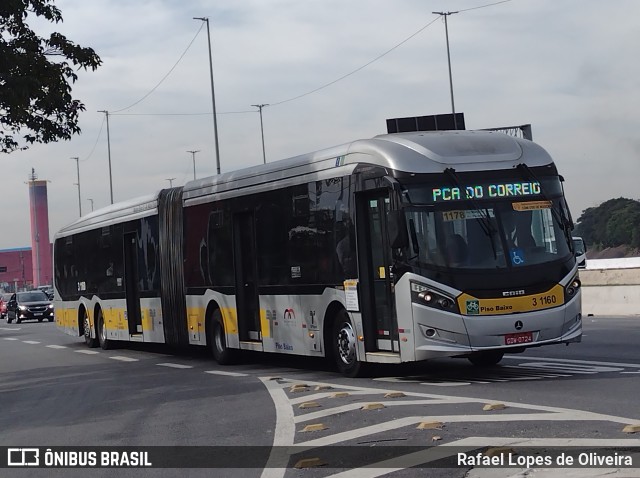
[{"left": 140, "top": 297, "right": 165, "bottom": 343}]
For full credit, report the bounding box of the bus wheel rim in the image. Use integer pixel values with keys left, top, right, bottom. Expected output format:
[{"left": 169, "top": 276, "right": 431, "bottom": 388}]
[
  {"left": 84, "top": 316, "right": 91, "bottom": 341},
  {"left": 337, "top": 322, "right": 356, "bottom": 365},
  {"left": 215, "top": 324, "right": 225, "bottom": 352},
  {"left": 100, "top": 317, "right": 106, "bottom": 342}
]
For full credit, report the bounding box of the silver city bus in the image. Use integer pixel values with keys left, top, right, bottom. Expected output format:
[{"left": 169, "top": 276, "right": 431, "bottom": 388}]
[{"left": 54, "top": 130, "right": 582, "bottom": 376}]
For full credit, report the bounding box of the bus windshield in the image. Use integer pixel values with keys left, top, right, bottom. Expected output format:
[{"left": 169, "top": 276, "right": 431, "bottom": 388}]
[{"left": 404, "top": 199, "right": 571, "bottom": 270}]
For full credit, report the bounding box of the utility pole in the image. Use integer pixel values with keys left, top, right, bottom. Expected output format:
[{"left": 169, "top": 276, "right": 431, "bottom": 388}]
[
  {"left": 251, "top": 104, "right": 268, "bottom": 164},
  {"left": 194, "top": 17, "right": 221, "bottom": 174},
  {"left": 98, "top": 110, "right": 114, "bottom": 203},
  {"left": 72, "top": 156, "right": 82, "bottom": 217},
  {"left": 187, "top": 150, "right": 200, "bottom": 180},
  {"left": 433, "top": 11, "right": 459, "bottom": 130},
  {"left": 166, "top": 178, "right": 176, "bottom": 187},
  {"left": 87, "top": 198, "right": 94, "bottom": 212}
]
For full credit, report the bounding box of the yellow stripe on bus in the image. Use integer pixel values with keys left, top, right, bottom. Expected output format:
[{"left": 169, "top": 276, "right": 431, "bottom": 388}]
[
  {"left": 220, "top": 308, "right": 238, "bottom": 335},
  {"left": 458, "top": 284, "right": 564, "bottom": 316}
]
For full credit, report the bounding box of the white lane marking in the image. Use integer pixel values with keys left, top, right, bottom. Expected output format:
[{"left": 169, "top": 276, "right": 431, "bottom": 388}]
[
  {"left": 289, "top": 390, "right": 374, "bottom": 405},
  {"left": 157, "top": 363, "right": 192, "bottom": 369},
  {"left": 109, "top": 356, "right": 139, "bottom": 362},
  {"left": 294, "top": 398, "right": 479, "bottom": 424},
  {"left": 204, "top": 370, "right": 248, "bottom": 377},
  {"left": 22, "top": 340, "right": 40, "bottom": 344},
  {"left": 504, "top": 355, "right": 640, "bottom": 369},
  {"left": 46, "top": 345, "right": 68, "bottom": 349},
  {"left": 3, "top": 337, "right": 19, "bottom": 341},
  {"left": 260, "top": 377, "right": 640, "bottom": 478},
  {"left": 0, "top": 327, "right": 21, "bottom": 331},
  {"left": 519, "top": 362, "right": 622, "bottom": 374},
  {"left": 75, "top": 350, "right": 100, "bottom": 355},
  {"left": 296, "top": 409, "right": 637, "bottom": 449},
  {"left": 260, "top": 378, "right": 296, "bottom": 478}
]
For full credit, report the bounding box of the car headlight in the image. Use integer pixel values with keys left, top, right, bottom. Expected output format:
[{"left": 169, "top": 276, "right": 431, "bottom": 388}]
[
  {"left": 410, "top": 281, "right": 459, "bottom": 313},
  {"left": 18, "top": 305, "right": 28, "bottom": 311},
  {"left": 48, "top": 304, "right": 54, "bottom": 309}
]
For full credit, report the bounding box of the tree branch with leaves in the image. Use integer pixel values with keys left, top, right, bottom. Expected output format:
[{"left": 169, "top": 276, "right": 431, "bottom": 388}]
[{"left": 0, "top": 0, "right": 102, "bottom": 153}]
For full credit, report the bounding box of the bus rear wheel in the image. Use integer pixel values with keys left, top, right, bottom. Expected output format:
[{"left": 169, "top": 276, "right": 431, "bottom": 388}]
[
  {"left": 468, "top": 350, "right": 504, "bottom": 367},
  {"left": 211, "top": 309, "right": 236, "bottom": 365},
  {"left": 332, "top": 311, "right": 365, "bottom": 377},
  {"left": 83, "top": 311, "right": 98, "bottom": 348},
  {"left": 97, "top": 309, "right": 113, "bottom": 350}
]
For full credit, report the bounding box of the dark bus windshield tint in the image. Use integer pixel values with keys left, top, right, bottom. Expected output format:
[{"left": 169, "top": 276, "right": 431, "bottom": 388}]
[{"left": 405, "top": 199, "right": 571, "bottom": 270}]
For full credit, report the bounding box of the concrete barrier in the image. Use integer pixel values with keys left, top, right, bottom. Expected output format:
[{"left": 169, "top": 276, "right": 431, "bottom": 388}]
[{"left": 579, "top": 268, "right": 640, "bottom": 316}]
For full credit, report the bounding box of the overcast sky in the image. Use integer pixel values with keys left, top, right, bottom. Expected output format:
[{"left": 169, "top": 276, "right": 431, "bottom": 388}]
[{"left": 3, "top": 0, "right": 639, "bottom": 250}]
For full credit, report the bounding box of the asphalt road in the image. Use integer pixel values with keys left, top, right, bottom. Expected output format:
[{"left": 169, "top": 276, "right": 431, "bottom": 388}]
[{"left": 1, "top": 315, "right": 639, "bottom": 477}]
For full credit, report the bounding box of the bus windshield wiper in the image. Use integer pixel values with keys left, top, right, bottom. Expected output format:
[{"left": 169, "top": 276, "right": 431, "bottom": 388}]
[{"left": 444, "top": 168, "right": 498, "bottom": 259}]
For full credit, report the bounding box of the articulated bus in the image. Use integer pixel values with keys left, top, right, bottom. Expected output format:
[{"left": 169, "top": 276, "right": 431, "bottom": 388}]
[{"left": 54, "top": 130, "right": 582, "bottom": 376}]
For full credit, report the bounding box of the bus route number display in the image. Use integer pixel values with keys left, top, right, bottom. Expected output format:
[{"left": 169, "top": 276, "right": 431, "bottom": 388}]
[{"left": 432, "top": 181, "right": 541, "bottom": 202}]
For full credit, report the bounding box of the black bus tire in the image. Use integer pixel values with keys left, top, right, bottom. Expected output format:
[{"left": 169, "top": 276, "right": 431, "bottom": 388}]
[
  {"left": 83, "top": 310, "right": 98, "bottom": 348},
  {"left": 468, "top": 350, "right": 504, "bottom": 367},
  {"left": 211, "top": 309, "right": 236, "bottom": 365},
  {"left": 97, "top": 309, "right": 113, "bottom": 350},
  {"left": 332, "top": 310, "right": 365, "bottom": 377}
]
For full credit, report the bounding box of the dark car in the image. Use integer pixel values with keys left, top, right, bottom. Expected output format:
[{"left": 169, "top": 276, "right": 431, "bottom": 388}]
[{"left": 6, "top": 291, "right": 55, "bottom": 323}]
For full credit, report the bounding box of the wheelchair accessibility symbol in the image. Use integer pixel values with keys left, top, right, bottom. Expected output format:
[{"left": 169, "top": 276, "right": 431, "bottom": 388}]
[{"left": 510, "top": 248, "right": 525, "bottom": 266}]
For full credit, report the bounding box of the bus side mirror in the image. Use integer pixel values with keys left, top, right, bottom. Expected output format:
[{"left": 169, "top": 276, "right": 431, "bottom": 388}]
[{"left": 387, "top": 211, "right": 409, "bottom": 249}]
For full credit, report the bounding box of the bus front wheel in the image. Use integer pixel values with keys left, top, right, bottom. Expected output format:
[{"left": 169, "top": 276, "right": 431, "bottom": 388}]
[
  {"left": 468, "top": 350, "right": 504, "bottom": 367},
  {"left": 332, "top": 311, "right": 365, "bottom": 377},
  {"left": 211, "top": 309, "right": 236, "bottom": 365}
]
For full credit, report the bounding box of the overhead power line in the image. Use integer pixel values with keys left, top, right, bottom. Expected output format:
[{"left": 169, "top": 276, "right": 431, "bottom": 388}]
[
  {"left": 110, "top": 22, "right": 205, "bottom": 114},
  {"left": 104, "top": 0, "right": 514, "bottom": 117}
]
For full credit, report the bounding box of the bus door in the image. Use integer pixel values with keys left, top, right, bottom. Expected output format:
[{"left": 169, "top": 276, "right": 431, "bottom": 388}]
[
  {"left": 232, "top": 211, "right": 261, "bottom": 342},
  {"left": 357, "top": 193, "right": 398, "bottom": 352},
  {"left": 123, "top": 231, "right": 142, "bottom": 335}
]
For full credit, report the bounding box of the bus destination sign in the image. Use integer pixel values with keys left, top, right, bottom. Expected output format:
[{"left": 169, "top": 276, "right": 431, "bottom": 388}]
[{"left": 432, "top": 181, "right": 541, "bottom": 202}]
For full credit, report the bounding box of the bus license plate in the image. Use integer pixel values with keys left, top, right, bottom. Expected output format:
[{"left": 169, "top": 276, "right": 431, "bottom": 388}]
[{"left": 504, "top": 332, "right": 533, "bottom": 345}]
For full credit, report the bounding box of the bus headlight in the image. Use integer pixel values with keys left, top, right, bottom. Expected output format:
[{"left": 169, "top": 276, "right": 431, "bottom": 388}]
[
  {"left": 411, "top": 281, "right": 459, "bottom": 313},
  {"left": 564, "top": 276, "right": 581, "bottom": 301}
]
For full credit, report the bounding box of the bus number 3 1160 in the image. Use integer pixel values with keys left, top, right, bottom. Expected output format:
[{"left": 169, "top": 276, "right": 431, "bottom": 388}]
[{"left": 532, "top": 295, "right": 557, "bottom": 307}]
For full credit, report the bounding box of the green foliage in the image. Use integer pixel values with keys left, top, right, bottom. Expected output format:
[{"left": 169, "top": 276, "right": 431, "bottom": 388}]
[
  {"left": 0, "top": 0, "right": 102, "bottom": 153},
  {"left": 574, "top": 198, "right": 640, "bottom": 249}
]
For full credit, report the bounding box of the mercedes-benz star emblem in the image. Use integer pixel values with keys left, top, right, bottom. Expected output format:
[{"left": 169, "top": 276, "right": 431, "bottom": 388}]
[{"left": 514, "top": 320, "right": 524, "bottom": 331}]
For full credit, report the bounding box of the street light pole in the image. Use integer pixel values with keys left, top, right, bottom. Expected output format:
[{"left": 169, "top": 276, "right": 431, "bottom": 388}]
[
  {"left": 87, "top": 198, "right": 94, "bottom": 212},
  {"left": 251, "top": 104, "right": 269, "bottom": 164},
  {"left": 98, "top": 110, "right": 114, "bottom": 203},
  {"left": 166, "top": 178, "right": 176, "bottom": 187},
  {"left": 72, "top": 156, "right": 82, "bottom": 217},
  {"left": 194, "top": 16, "right": 221, "bottom": 174},
  {"left": 433, "top": 11, "right": 459, "bottom": 130},
  {"left": 187, "top": 150, "right": 200, "bottom": 180}
]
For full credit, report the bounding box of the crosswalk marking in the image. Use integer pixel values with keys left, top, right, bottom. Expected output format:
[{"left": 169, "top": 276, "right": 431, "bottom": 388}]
[
  {"left": 75, "top": 350, "right": 100, "bottom": 355},
  {"left": 109, "top": 356, "right": 139, "bottom": 362},
  {"left": 46, "top": 345, "right": 68, "bottom": 349},
  {"left": 22, "top": 340, "right": 40, "bottom": 344},
  {"left": 204, "top": 370, "right": 248, "bottom": 377},
  {"left": 157, "top": 363, "right": 192, "bottom": 369}
]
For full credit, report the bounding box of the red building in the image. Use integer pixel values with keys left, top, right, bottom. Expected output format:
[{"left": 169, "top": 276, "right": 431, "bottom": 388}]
[{"left": 0, "top": 248, "right": 34, "bottom": 291}]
